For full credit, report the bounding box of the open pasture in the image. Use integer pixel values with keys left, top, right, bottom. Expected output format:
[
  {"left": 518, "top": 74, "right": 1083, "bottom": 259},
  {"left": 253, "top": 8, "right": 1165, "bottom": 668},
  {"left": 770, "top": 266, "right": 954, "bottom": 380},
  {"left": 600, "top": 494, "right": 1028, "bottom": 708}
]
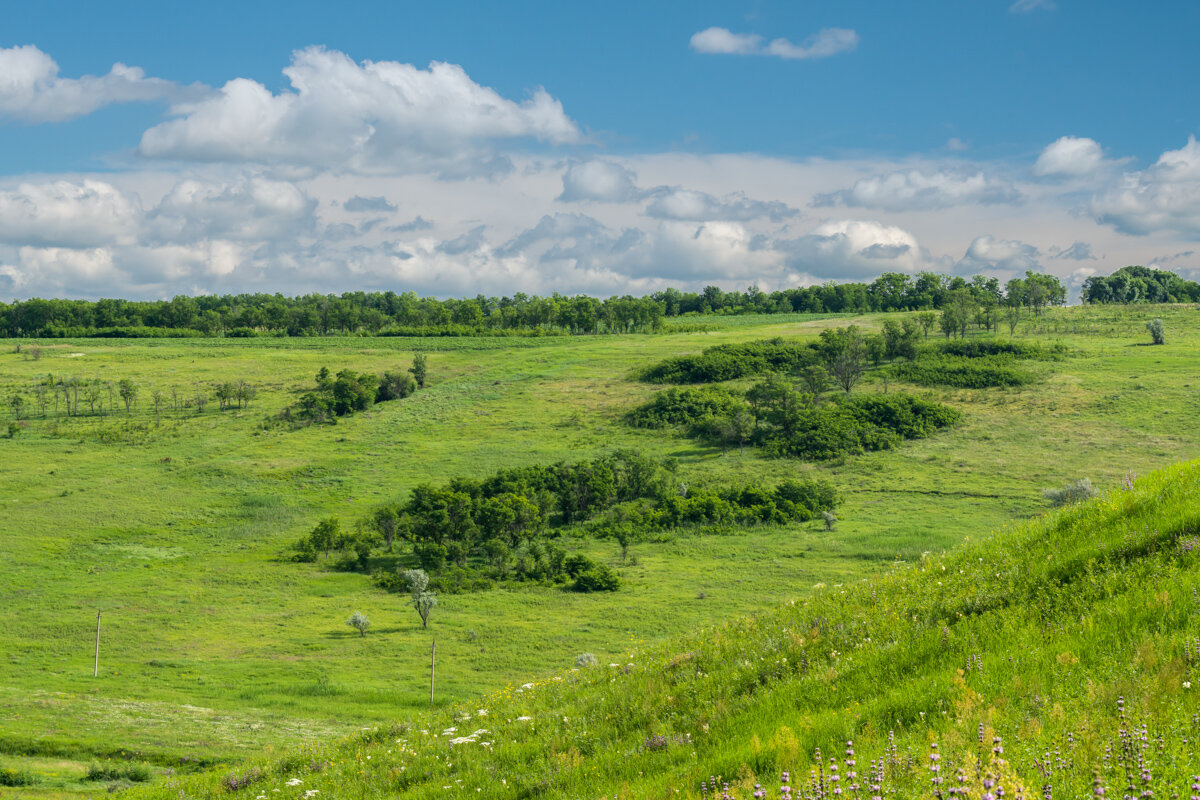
[{"left": 1, "top": 304, "right": 1197, "bottom": 796}]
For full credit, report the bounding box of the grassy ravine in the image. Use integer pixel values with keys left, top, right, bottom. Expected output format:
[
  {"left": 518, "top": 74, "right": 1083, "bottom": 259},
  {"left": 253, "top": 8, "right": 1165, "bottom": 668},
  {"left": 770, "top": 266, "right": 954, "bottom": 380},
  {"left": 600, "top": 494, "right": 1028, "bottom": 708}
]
[
  {"left": 2, "top": 304, "right": 1199, "bottom": 796},
  {"left": 118, "top": 460, "right": 1200, "bottom": 798}
]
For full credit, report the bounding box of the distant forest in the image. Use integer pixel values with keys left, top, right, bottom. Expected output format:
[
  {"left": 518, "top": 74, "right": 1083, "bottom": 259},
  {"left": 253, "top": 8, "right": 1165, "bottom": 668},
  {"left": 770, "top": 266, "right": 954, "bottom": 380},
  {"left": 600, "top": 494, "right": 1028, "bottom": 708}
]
[{"left": 0, "top": 265, "right": 1189, "bottom": 338}]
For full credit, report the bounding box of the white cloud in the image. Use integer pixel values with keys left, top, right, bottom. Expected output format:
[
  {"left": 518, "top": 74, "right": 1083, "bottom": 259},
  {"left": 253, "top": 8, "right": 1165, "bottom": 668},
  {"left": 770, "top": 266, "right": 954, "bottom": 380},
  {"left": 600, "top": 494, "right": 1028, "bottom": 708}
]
[
  {"left": 0, "top": 180, "right": 141, "bottom": 247},
  {"left": 955, "top": 234, "right": 1040, "bottom": 274},
  {"left": 1091, "top": 136, "right": 1200, "bottom": 236},
  {"left": 0, "top": 45, "right": 202, "bottom": 123},
  {"left": 558, "top": 160, "right": 644, "bottom": 202},
  {"left": 689, "top": 27, "right": 763, "bottom": 55},
  {"left": 138, "top": 46, "right": 579, "bottom": 176},
  {"left": 1009, "top": 0, "right": 1056, "bottom": 12},
  {"left": 6, "top": 246, "right": 123, "bottom": 294},
  {"left": 945, "top": 138, "right": 969, "bottom": 152},
  {"left": 779, "top": 220, "right": 925, "bottom": 279},
  {"left": 645, "top": 188, "right": 797, "bottom": 221},
  {"left": 1034, "top": 136, "right": 1107, "bottom": 177},
  {"left": 690, "top": 27, "right": 858, "bottom": 60},
  {"left": 145, "top": 177, "right": 317, "bottom": 243},
  {"left": 815, "top": 169, "right": 1022, "bottom": 211}
]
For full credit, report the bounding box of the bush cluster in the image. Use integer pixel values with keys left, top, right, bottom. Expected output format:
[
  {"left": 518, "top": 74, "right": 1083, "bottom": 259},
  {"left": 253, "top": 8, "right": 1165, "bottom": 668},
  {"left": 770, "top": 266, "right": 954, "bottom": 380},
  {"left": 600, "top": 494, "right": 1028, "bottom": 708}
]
[
  {"left": 297, "top": 450, "right": 838, "bottom": 595},
  {"left": 276, "top": 361, "right": 420, "bottom": 426},
  {"left": 892, "top": 355, "right": 1033, "bottom": 388},
  {"left": 638, "top": 339, "right": 818, "bottom": 384},
  {"left": 936, "top": 339, "right": 1062, "bottom": 359},
  {"left": 630, "top": 380, "right": 960, "bottom": 460},
  {"left": 85, "top": 763, "right": 152, "bottom": 783}
]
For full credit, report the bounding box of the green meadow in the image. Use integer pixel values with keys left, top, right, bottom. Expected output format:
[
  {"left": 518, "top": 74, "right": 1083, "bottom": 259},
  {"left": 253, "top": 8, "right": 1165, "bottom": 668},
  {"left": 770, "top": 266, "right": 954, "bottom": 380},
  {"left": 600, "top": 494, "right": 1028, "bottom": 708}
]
[{"left": 1, "top": 304, "right": 1197, "bottom": 797}]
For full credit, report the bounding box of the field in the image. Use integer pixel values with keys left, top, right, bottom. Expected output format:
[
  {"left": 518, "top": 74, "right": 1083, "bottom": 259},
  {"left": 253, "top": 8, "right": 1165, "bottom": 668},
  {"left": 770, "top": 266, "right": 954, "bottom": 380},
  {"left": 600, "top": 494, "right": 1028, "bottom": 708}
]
[{"left": 1, "top": 304, "right": 1197, "bottom": 797}]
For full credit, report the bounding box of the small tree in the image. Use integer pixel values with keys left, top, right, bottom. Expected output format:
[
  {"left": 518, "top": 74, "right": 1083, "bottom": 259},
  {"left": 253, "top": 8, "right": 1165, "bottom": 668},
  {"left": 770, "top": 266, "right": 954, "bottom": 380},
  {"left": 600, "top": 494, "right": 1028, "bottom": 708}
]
[
  {"left": 915, "top": 311, "right": 937, "bottom": 339},
  {"left": 1004, "top": 302, "right": 1023, "bottom": 336},
  {"left": 798, "top": 364, "right": 830, "bottom": 399},
  {"left": 403, "top": 568, "right": 437, "bottom": 628},
  {"left": 307, "top": 518, "right": 340, "bottom": 559},
  {"left": 410, "top": 353, "right": 428, "bottom": 388},
  {"left": 9, "top": 393, "right": 26, "bottom": 420},
  {"left": 822, "top": 511, "right": 837, "bottom": 531},
  {"left": 347, "top": 611, "right": 370, "bottom": 637},
  {"left": 118, "top": 378, "right": 138, "bottom": 414},
  {"left": 819, "top": 326, "right": 867, "bottom": 393},
  {"left": 1146, "top": 319, "right": 1165, "bottom": 345}
]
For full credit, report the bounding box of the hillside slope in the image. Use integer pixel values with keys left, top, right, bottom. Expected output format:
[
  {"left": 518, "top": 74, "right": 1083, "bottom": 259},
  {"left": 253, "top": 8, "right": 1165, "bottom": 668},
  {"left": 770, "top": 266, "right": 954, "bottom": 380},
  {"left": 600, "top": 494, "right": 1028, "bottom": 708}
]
[{"left": 123, "top": 458, "right": 1200, "bottom": 798}]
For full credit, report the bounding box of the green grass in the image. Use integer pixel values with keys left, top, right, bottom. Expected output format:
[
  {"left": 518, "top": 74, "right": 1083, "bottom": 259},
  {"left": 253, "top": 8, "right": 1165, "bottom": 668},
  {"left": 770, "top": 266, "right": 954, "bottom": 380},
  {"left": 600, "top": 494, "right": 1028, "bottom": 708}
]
[
  {"left": 1, "top": 304, "right": 1198, "bottom": 796},
  {"left": 117, "top": 456, "right": 1200, "bottom": 799}
]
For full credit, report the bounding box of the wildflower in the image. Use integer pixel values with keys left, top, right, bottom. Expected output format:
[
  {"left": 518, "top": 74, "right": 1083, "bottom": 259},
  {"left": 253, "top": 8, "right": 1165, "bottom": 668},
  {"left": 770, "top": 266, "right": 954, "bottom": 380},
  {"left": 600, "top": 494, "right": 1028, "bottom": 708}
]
[
  {"left": 303, "top": 791, "right": 319, "bottom": 798},
  {"left": 1185, "top": 681, "right": 1192, "bottom": 689},
  {"left": 285, "top": 779, "right": 303, "bottom": 787},
  {"left": 516, "top": 715, "right": 532, "bottom": 722}
]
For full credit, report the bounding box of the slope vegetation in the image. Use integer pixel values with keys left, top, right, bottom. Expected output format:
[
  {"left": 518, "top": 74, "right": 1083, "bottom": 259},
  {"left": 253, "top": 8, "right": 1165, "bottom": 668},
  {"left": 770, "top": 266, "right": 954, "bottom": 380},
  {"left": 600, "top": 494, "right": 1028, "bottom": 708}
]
[{"left": 121, "top": 458, "right": 1200, "bottom": 799}]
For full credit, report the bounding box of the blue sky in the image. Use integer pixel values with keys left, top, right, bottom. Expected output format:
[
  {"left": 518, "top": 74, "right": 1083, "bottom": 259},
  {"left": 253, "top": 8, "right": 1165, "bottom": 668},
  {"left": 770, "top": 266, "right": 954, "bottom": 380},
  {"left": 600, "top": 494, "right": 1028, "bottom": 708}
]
[{"left": 1, "top": 0, "right": 1198, "bottom": 299}]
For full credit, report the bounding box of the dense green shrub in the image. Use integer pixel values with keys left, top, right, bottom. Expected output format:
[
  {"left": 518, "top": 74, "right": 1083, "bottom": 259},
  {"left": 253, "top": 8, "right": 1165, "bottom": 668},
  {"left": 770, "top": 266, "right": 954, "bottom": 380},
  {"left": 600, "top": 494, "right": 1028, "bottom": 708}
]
[
  {"left": 936, "top": 339, "right": 1062, "bottom": 359},
  {"left": 571, "top": 563, "right": 620, "bottom": 592},
  {"left": 639, "top": 338, "right": 818, "bottom": 383},
  {"left": 627, "top": 386, "right": 748, "bottom": 428},
  {"left": 892, "top": 355, "right": 1033, "bottom": 388},
  {"left": 86, "top": 762, "right": 152, "bottom": 782},
  {"left": 1146, "top": 318, "right": 1165, "bottom": 345},
  {"left": 0, "top": 768, "right": 37, "bottom": 787},
  {"left": 1042, "top": 477, "right": 1098, "bottom": 506}
]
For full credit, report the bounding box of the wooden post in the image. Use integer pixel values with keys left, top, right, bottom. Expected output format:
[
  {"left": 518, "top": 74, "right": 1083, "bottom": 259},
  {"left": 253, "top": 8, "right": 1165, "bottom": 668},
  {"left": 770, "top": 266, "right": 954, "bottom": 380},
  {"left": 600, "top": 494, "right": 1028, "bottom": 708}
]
[
  {"left": 93, "top": 611, "right": 102, "bottom": 677},
  {"left": 429, "top": 640, "right": 436, "bottom": 708}
]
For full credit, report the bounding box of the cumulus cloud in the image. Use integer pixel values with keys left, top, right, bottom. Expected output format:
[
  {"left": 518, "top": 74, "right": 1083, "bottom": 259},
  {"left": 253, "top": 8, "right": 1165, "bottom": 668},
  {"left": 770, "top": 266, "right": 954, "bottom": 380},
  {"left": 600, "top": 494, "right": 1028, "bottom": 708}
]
[
  {"left": 558, "top": 160, "right": 645, "bottom": 203},
  {"left": 0, "top": 180, "right": 141, "bottom": 247},
  {"left": 0, "top": 44, "right": 203, "bottom": 123},
  {"left": 955, "top": 234, "right": 1040, "bottom": 274},
  {"left": 343, "top": 195, "right": 396, "bottom": 213},
  {"left": 815, "top": 168, "right": 1022, "bottom": 211},
  {"left": 779, "top": 220, "right": 924, "bottom": 279},
  {"left": 645, "top": 188, "right": 797, "bottom": 222},
  {"left": 1034, "top": 136, "right": 1107, "bottom": 177},
  {"left": 689, "top": 27, "right": 858, "bottom": 60},
  {"left": 1091, "top": 136, "right": 1200, "bottom": 236},
  {"left": 145, "top": 177, "right": 317, "bottom": 243},
  {"left": 138, "top": 46, "right": 579, "bottom": 176}
]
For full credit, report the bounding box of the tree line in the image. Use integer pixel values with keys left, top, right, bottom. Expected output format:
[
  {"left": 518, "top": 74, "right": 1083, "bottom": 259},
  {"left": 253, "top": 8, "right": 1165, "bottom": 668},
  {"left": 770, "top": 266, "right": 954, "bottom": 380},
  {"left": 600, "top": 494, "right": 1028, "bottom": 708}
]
[
  {"left": 1080, "top": 265, "right": 1200, "bottom": 304},
  {"left": 0, "top": 270, "right": 1068, "bottom": 338}
]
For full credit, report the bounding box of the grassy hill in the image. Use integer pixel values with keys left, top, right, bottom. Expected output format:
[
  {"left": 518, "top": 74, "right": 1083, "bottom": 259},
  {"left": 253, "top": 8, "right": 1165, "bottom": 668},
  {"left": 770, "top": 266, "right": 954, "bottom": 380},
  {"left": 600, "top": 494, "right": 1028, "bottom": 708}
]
[
  {"left": 111, "top": 457, "right": 1200, "bottom": 798},
  {"left": 1, "top": 303, "right": 1198, "bottom": 796}
]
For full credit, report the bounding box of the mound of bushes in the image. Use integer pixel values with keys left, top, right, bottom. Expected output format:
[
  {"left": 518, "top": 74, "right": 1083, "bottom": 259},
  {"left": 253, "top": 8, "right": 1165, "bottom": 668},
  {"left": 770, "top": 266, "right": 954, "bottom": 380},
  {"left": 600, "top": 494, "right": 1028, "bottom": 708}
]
[
  {"left": 936, "top": 339, "right": 1063, "bottom": 359},
  {"left": 86, "top": 762, "right": 152, "bottom": 783},
  {"left": 627, "top": 386, "right": 747, "bottom": 428},
  {"left": 295, "top": 450, "right": 838, "bottom": 595},
  {"left": 639, "top": 338, "right": 818, "bottom": 384},
  {"left": 630, "top": 379, "right": 961, "bottom": 461},
  {"left": 892, "top": 355, "right": 1033, "bottom": 388},
  {"left": 0, "top": 767, "right": 37, "bottom": 787}
]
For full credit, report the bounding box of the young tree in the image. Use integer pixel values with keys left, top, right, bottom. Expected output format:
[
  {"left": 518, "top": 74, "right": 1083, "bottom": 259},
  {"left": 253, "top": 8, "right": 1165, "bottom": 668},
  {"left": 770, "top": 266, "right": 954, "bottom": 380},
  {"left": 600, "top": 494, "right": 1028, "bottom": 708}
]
[
  {"left": 798, "top": 364, "right": 830, "bottom": 399},
  {"left": 1146, "top": 318, "right": 1165, "bottom": 345},
  {"left": 1004, "top": 301, "right": 1023, "bottom": 336},
  {"left": 347, "top": 611, "right": 371, "bottom": 637},
  {"left": 118, "top": 378, "right": 138, "bottom": 414},
  {"left": 915, "top": 311, "right": 937, "bottom": 339},
  {"left": 9, "top": 393, "right": 26, "bottom": 420},
  {"left": 819, "top": 326, "right": 867, "bottom": 393},
  {"left": 307, "top": 518, "right": 340, "bottom": 559},
  {"left": 403, "top": 568, "right": 437, "bottom": 628},
  {"left": 410, "top": 353, "right": 428, "bottom": 388}
]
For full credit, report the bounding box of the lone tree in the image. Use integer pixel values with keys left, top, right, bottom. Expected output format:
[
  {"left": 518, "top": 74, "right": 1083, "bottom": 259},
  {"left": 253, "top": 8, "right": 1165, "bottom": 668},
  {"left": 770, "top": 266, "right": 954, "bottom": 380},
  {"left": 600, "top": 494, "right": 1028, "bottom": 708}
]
[
  {"left": 410, "top": 353, "right": 428, "bottom": 388},
  {"left": 403, "top": 568, "right": 437, "bottom": 628},
  {"left": 347, "top": 611, "right": 371, "bottom": 637},
  {"left": 1146, "top": 319, "right": 1165, "bottom": 345},
  {"left": 819, "top": 326, "right": 867, "bottom": 393}
]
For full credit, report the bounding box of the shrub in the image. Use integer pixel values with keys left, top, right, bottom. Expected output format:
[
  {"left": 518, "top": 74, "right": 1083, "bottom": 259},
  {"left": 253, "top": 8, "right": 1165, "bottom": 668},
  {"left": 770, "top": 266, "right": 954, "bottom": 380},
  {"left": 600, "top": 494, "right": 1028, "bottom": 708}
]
[
  {"left": 0, "top": 768, "right": 37, "bottom": 787},
  {"left": 1146, "top": 318, "right": 1165, "bottom": 345},
  {"left": 892, "top": 355, "right": 1033, "bottom": 388},
  {"left": 627, "top": 386, "right": 747, "bottom": 428},
  {"left": 639, "top": 339, "right": 818, "bottom": 384},
  {"left": 347, "top": 611, "right": 370, "bottom": 637},
  {"left": 574, "top": 652, "right": 598, "bottom": 668},
  {"left": 85, "top": 762, "right": 152, "bottom": 783},
  {"left": 1042, "top": 478, "right": 1098, "bottom": 507},
  {"left": 936, "top": 339, "right": 1061, "bottom": 359},
  {"left": 221, "top": 767, "right": 265, "bottom": 792},
  {"left": 572, "top": 564, "right": 620, "bottom": 592}
]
